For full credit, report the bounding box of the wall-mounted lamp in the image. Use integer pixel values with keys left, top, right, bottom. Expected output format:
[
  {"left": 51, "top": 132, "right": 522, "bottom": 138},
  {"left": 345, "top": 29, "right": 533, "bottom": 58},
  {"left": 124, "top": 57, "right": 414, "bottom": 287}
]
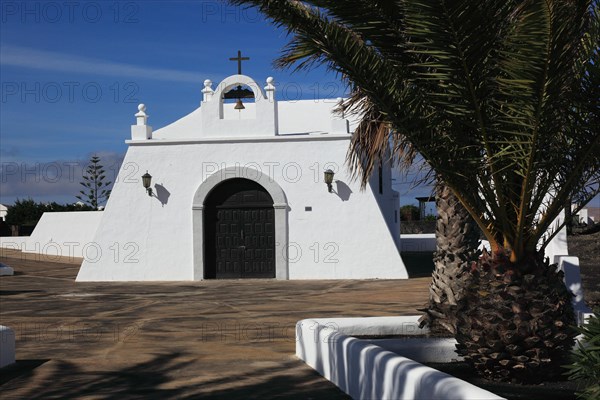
[
  {"left": 324, "top": 169, "right": 335, "bottom": 193},
  {"left": 142, "top": 171, "right": 153, "bottom": 197}
]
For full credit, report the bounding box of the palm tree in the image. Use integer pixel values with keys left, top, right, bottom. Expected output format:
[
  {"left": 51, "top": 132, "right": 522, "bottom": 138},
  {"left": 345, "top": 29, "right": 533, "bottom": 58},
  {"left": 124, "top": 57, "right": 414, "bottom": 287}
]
[
  {"left": 348, "top": 98, "right": 481, "bottom": 335},
  {"left": 230, "top": 0, "right": 600, "bottom": 382}
]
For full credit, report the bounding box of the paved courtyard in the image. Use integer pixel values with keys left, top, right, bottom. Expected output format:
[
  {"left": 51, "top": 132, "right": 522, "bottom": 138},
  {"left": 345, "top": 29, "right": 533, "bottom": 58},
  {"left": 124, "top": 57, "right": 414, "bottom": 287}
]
[{"left": 0, "top": 250, "right": 429, "bottom": 399}]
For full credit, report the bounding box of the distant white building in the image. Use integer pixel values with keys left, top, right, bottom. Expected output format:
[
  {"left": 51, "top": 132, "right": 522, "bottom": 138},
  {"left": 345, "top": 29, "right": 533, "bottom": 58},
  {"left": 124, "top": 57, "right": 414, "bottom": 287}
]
[
  {"left": 76, "top": 72, "right": 406, "bottom": 281},
  {"left": 0, "top": 204, "right": 7, "bottom": 222},
  {"left": 572, "top": 204, "right": 596, "bottom": 225}
]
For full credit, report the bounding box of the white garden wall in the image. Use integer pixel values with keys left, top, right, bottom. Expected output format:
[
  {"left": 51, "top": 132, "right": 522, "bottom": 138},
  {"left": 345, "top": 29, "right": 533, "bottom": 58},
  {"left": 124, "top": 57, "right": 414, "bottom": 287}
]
[
  {"left": 0, "top": 326, "right": 16, "bottom": 368},
  {"left": 400, "top": 234, "right": 436, "bottom": 252},
  {"left": 0, "top": 212, "right": 102, "bottom": 260},
  {"left": 0, "top": 236, "right": 29, "bottom": 250},
  {"left": 296, "top": 316, "right": 504, "bottom": 400}
]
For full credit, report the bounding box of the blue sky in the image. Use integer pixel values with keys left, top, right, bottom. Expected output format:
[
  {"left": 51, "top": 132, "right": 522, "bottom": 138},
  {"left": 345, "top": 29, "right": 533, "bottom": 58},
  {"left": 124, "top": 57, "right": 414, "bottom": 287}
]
[{"left": 0, "top": 0, "right": 436, "bottom": 209}]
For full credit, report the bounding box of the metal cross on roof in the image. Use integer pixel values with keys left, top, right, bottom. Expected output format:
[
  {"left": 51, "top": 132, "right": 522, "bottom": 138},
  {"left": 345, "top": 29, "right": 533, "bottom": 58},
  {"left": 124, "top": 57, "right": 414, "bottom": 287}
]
[{"left": 229, "top": 50, "right": 250, "bottom": 75}]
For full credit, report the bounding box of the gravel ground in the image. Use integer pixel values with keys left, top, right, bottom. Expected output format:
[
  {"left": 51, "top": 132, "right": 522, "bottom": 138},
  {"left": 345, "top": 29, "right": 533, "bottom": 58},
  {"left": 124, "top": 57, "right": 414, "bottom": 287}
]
[{"left": 567, "top": 228, "right": 600, "bottom": 309}]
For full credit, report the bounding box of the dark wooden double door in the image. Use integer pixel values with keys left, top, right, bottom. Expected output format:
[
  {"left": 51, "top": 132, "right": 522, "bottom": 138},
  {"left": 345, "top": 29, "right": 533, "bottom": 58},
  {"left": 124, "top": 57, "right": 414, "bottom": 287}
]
[{"left": 205, "top": 179, "right": 275, "bottom": 279}]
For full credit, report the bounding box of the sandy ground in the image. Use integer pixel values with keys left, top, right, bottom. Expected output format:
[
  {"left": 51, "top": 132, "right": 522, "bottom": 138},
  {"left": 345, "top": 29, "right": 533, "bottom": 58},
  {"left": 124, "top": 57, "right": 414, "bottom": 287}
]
[
  {"left": 0, "top": 251, "right": 429, "bottom": 399},
  {"left": 0, "top": 230, "right": 596, "bottom": 398}
]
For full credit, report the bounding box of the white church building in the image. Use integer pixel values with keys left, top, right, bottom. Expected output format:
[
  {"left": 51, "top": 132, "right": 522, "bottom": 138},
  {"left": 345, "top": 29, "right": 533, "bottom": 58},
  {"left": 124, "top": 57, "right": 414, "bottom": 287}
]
[{"left": 76, "top": 69, "right": 408, "bottom": 281}]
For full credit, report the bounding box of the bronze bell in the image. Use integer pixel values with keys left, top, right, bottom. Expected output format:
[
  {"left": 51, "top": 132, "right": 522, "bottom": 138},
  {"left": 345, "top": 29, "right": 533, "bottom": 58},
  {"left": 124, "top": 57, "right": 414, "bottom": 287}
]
[{"left": 234, "top": 98, "right": 245, "bottom": 110}]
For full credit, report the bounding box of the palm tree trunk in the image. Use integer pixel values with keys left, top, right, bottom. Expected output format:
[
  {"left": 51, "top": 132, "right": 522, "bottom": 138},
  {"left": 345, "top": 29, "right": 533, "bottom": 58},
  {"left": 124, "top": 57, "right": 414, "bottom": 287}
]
[{"left": 419, "top": 179, "right": 481, "bottom": 334}]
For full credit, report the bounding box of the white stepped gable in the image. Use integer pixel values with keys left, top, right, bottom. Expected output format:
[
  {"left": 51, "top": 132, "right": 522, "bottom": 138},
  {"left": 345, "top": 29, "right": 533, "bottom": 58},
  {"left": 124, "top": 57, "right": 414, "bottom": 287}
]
[
  {"left": 77, "top": 71, "right": 406, "bottom": 282},
  {"left": 201, "top": 74, "right": 278, "bottom": 137},
  {"left": 147, "top": 74, "right": 351, "bottom": 141}
]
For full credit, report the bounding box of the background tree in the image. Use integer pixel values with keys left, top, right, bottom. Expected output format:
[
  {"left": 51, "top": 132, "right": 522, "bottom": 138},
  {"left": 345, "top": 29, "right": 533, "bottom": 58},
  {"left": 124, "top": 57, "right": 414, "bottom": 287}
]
[
  {"left": 231, "top": 0, "right": 600, "bottom": 383},
  {"left": 5, "top": 198, "right": 47, "bottom": 227},
  {"left": 47, "top": 202, "right": 95, "bottom": 212},
  {"left": 4, "top": 199, "right": 94, "bottom": 232},
  {"left": 399, "top": 205, "right": 420, "bottom": 221},
  {"left": 76, "top": 155, "right": 112, "bottom": 209}
]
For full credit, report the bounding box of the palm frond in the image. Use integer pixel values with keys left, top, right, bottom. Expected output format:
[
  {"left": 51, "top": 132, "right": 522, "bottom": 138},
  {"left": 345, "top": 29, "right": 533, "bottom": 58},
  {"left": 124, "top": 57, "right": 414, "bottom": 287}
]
[{"left": 230, "top": 0, "right": 600, "bottom": 262}]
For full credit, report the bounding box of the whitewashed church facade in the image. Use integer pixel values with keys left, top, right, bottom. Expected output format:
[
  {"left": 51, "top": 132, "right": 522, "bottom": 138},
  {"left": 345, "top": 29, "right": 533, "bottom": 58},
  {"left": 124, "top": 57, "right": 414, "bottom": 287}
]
[{"left": 76, "top": 72, "right": 408, "bottom": 281}]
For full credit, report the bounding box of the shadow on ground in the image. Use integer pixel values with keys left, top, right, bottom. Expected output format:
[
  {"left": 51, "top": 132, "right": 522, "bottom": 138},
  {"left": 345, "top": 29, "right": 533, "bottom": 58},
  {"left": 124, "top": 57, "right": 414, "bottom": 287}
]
[
  {"left": 402, "top": 251, "right": 435, "bottom": 278},
  {"left": 3, "top": 353, "right": 187, "bottom": 399},
  {"left": 0, "top": 360, "right": 49, "bottom": 386},
  {"left": 0, "top": 252, "right": 428, "bottom": 399},
  {"left": 1, "top": 353, "right": 348, "bottom": 399}
]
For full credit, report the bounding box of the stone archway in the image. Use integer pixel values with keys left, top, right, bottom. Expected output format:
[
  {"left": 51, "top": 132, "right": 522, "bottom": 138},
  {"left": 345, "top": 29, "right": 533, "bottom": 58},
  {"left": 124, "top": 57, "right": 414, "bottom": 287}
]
[{"left": 192, "top": 166, "right": 288, "bottom": 280}]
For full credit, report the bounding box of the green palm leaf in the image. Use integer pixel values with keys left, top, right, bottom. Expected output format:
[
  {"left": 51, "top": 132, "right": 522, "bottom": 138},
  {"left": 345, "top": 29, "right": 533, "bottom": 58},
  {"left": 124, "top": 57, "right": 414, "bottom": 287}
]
[{"left": 234, "top": 0, "right": 599, "bottom": 261}]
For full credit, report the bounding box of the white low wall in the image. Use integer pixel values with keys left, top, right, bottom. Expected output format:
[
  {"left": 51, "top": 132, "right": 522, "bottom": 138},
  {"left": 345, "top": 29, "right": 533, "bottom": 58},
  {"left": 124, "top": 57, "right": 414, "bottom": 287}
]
[
  {"left": 556, "top": 256, "right": 593, "bottom": 324},
  {"left": 363, "top": 337, "right": 462, "bottom": 363},
  {"left": 0, "top": 236, "right": 29, "bottom": 249},
  {"left": 405, "top": 227, "right": 569, "bottom": 262},
  {"left": 400, "top": 234, "right": 436, "bottom": 252},
  {"left": 296, "top": 316, "right": 504, "bottom": 400},
  {"left": 0, "top": 262, "right": 14, "bottom": 276},
  {"left": 0, "top": 325, "right": 16, "bottom": 368},
  {"left": 544, "top": 224, "right": 569, "bottom": 265},
  {"left": 577, "top": 209, "right": 595, "bottom": 225},
  {"left": 0, "top": 212, "right": 102, "bottom": 260}
]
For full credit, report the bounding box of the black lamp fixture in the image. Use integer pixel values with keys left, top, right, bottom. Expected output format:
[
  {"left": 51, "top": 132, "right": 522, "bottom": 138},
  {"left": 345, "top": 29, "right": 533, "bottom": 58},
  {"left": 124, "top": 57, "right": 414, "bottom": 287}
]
[
  {"left": 324, "top": 169, "right": 335, "bottom": 192},
  {"left": 142, "top": 171, "right": 153, "bottom": 197}
]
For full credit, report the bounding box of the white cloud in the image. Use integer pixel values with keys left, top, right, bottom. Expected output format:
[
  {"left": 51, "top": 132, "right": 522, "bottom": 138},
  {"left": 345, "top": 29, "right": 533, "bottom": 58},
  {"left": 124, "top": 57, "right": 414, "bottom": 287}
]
[{"left": 1, "top": 45, "right": 206, "bottom": 83}]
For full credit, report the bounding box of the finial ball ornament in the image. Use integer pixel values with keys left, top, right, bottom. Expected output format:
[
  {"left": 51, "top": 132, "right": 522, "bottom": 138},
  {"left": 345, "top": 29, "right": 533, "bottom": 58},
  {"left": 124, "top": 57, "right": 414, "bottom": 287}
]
[
  {"left": 266, "top": 76, "right": 274, "bottom": 84},
  {"left": 138, "top": 104, "right": 146, "bottom": 112},
  {"left": 204, "top": 79, "right": 212, "bottom": 88}
]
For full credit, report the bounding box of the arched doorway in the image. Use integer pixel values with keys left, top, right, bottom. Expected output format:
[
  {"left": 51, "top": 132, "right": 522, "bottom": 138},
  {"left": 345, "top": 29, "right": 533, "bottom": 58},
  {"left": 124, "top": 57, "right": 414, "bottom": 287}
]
[{"left": 204, "top": 178, "right": 276, "bottom": 279}]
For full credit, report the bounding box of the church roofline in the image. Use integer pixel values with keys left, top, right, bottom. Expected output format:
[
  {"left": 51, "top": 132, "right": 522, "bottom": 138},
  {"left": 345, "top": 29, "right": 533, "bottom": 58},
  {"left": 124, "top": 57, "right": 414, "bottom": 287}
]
[{"left": 125, "top": 133, "right": 351, "bottom": 146}]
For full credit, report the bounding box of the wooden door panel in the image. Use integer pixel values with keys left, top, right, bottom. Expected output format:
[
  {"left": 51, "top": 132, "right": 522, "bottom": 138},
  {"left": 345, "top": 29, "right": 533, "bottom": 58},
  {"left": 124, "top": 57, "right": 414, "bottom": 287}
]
[
  {"left": 205, "top": 179, "right": 276, "bottom": 279},
  {"left": 239, "top": 208, "right": 275, "bottom": 278}
]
